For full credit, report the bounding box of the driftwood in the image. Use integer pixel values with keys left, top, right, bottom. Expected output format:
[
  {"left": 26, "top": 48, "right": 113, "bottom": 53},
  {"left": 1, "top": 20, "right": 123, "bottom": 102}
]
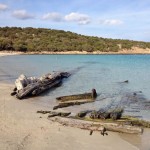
[
  {"left": 53, "top": 100, "right": 94, "bottom": 110},
  {"left": 37, "top": 110, "right": 51, "bottom": 114},
  {"left": 11, "top": 91, "right": 17, "bottom": 96},
  {"left": 49, "top": 116, "right": 143, "bottom": 134},
  {"left": 53, "top": 89, "right": 97, "bottom": 110},
  {"left": 48, "top": 112, "right": 71, "bottom": 118},
  {"left": 11, "top": 72, "right": 70, "bottom": 99},
  {"left": 90, "top": 109, "right": 109, "bottom": 120},
  {"left": 110, "top": 108, "right": 123, "bottom": 120},
  {"left": 123, "top": 80, "right": 129, "bottom": 83},
  {"left": 118, "top": 80, "right": 129, "bottom": 84},
  {"left": 90, "top": 108, "right": 123, "bottom": 120},
  {"left": 89, "top": 130, "right": 93, "bottom": 135},
  {"left": 76, "top": 110, "right": 93, "bottom": 118},
  {"left": 31, "top": 79, "right": 62, "bottom": 96},
  {"left": 56, "top": 89, "right": 97, "bottom": 102},
  {"left": 37, "top": 110, "right": 71, "bottom": 117}
]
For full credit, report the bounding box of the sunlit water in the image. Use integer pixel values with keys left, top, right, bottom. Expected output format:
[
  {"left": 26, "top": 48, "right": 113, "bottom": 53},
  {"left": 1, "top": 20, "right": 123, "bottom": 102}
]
[{"left": 0, "top": 54, "right": 150, "bottom": 120}]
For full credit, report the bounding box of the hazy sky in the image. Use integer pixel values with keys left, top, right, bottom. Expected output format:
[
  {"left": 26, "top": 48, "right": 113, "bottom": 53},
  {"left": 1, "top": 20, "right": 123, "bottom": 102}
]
[{"left": 0, "top": 0, "right": 150, "bottom": 41}]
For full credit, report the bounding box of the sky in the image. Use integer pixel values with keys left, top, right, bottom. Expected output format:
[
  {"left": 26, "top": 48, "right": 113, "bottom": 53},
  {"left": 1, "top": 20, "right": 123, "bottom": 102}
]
[{"left": 0, "top": 0, "right": 150, "bottom": 42}]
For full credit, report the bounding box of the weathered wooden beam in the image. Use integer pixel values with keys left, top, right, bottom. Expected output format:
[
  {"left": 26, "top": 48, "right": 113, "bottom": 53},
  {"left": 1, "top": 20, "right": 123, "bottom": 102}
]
[
  {"left": 37, "top": 110, "right": 51, "bottom": 114},
  {"left": 16, "top": 83, "right": 39, "bottom": 99},
  {"left": 53, "top": 100, "right": 94, "bottom": 110},
  {"left": 32, "top": 79, "right": 62, "bottom": 96},
  {"left": 13, "top": 72, "right": 70, "bottom": 99},
  {"left": 110, "top": 108, "right": 123, "bottom": 120},
  {"left": 49, "top": 117, "right": 143, "bottom": 134},
  {"left": 11, "top": 91, "right": 17, "bottom": 96},
  {"left": 89, "top": 108, "right": 123, "bottom": 120},
  {"left": 37, "top": 110, "right": 71, "bottom": 117},
  {"left": 76, "top": 110, "right": 93, "bottom": 118},
  {"left": 56, "top": 89, "right": 97, "bottom": 102},
  {"left": 48, "top": 112, "right": 71, "bottom": 118}
]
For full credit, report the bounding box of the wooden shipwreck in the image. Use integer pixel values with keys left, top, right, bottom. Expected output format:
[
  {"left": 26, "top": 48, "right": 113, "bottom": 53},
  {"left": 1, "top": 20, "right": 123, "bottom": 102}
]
[
  {"left": 90, "top": 108, "right": 124, "bottom": 120},
  {"left": 53, "top": 89, "right": 97, "bottom": 110},
  {"left": 11, "top": 72, "right": 70, "bottom": 99},
  {"left": 56, "top": 89, "right": 97, "bottom": 102},
  {"left": 37, "top": 108, "right": 150, "bottom": 134},
  {"left": 49, "top": 116, "right": 143, "bottom": 134}
]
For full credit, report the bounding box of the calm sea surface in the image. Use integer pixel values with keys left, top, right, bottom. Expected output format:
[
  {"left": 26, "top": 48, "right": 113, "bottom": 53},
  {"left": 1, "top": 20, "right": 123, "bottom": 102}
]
[{"left": 0, "top": 54, "right": 150, "bottom": 120}]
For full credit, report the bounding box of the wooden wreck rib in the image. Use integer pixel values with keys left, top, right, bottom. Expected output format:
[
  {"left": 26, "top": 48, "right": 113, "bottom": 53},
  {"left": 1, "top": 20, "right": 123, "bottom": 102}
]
[
  {"left": 110, "top": 108, "right": 124, "bottom": 120},
  {"left": 53, "top": 100, "right": 94, "bottom": 110},
  {"left": 49, "top": 116, "right": 143, "bottom": 134},
  {"left": 56, "top": 89, "right": 97, "bottom": 102},
  {"left": 31, "top": 79, "right": 62, "bottom": 96},
  {"left": 53, "top": 89, "right": 97, "bottom": 110},
  {"left": 90, "top": 108, "right": 124, "bottom": 120},
  {"left": 76, "top": 110, "right": 93, "bottom": 118},
  {"left": 12, "top": 72, "right": 70, "bottom": 99},
  {"left": 37, "top": 110, "right": 71, "bottom": 117}
]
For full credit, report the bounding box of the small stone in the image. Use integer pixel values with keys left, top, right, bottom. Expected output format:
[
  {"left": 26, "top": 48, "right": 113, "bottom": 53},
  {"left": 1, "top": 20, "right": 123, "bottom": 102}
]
[{"left": 89, "top": 130, "right": 93, "bottom": 135}]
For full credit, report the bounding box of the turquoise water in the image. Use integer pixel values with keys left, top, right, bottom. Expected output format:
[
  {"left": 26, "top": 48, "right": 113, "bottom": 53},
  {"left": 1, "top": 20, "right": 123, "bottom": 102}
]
[{"left": 0, "top": 54, "right": 150, "bottom": 120}]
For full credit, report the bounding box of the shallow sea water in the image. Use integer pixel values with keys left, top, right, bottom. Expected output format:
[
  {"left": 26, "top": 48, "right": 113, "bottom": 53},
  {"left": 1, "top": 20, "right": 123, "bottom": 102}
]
[{"left": 0, "top": 54, "right": 150, "bottom": 120}]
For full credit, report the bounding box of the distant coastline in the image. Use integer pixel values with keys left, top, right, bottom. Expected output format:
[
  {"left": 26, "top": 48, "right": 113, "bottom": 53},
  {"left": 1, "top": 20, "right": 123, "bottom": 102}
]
[
  {"left": 1, "top": 27, "right": 150, "bottom": 55},
  {"left": 1, "top": 47, "right": 150, "bottom": 57}
]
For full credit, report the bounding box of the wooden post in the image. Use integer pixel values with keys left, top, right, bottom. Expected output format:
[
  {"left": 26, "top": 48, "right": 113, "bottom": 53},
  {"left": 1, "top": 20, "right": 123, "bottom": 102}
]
[{"left": 91, "top": 89, "right": 97, "bottom": 99}]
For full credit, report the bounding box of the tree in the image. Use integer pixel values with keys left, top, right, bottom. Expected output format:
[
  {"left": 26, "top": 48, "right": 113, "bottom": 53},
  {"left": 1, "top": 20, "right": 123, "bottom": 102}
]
[{"left": 13, "top": 41, "right": 27, "bottom": 52}]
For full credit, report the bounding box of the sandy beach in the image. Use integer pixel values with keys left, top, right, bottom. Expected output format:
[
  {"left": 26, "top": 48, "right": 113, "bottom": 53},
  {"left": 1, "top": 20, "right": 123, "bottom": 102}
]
[
  {"left": 0, "top": 51, "right": 23, "bottom": 57},
  {"left": 0, "top": 47, "right": 150, "bottom": 57},
  {"left": 1, "top": 0, "right": 150, "bottom": 149},
  {"left": 0, "top": 83, "right": 150, "bottom": 150},
  {"left": 1, "top": 52, "right": 150, "bottom": 150}
]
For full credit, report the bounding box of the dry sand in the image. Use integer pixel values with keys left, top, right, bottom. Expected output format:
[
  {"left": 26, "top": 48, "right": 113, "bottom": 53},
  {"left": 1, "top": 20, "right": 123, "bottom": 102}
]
[
  {"left": 0, "top": 51, "right": 23, "bottom": 57},
  {"left": 1, "top": 47, "right": 150, "bottom": 56},
  {"left": 0, "top": 83, "right": 146, "bottom": 150}
]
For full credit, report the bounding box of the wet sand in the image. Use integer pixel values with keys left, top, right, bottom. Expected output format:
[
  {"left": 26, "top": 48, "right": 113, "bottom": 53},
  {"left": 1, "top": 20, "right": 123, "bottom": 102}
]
[
  {"left": 119, "top": 128, "right": 150, "bottom": 150},
  {"left": 0, "top": 83, "right": 142, "bottom": 150}
]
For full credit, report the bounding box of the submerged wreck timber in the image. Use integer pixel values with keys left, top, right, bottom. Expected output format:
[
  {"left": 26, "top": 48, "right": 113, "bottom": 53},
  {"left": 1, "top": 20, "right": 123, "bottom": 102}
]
[
  {"left": 38, "top": 108, "right": 148, "bottom": 134},
  {"left": 53, "top": 89, "right": 97, "bottom": 110},
  {"left": 56, "top": 89, "right": 97, "bottom": 102},
  {"left": 53, "top": 100, "right": 95, "bottom": 110},
  {"left": 11, "top": 72, "right": 70, "bottom": 99},
  {"left": 37, "top": 110, "right": 71, "bottom": 117},
  {"left": 90, "top": 108, "right": 124, "bottom": 120}
]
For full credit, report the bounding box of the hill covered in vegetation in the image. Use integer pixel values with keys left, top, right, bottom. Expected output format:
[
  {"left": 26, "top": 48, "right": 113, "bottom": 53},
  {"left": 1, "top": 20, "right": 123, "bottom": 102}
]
[{"left": 0, "top": 27, "right": 150, "bottom": 52}]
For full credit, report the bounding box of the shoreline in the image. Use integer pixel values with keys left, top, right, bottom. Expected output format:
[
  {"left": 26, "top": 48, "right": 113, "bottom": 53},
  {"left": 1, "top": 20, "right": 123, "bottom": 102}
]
[
  {"left": 0, "top": 51, "right": 23, "bottom": 57},
  {"left": 0, "top": 82, "right": 144, "bottom": 150},
  {"left": 1, "top": 47, "right": 150, "bottom": 57},
  {"left": 0, "top": 82, "right": 150, "bottom": 150}
]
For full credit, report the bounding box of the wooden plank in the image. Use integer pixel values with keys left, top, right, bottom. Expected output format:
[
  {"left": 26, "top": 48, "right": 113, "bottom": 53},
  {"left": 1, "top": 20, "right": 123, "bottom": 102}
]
[
  {"left": 53, "top": 100, "right": 94, "bottom": 110},
  {"left": 49, "top": 117, "right": 143, "bottom": 134},
  {"left": 56, "top": 89, "right": 97, "bottom": 102}
]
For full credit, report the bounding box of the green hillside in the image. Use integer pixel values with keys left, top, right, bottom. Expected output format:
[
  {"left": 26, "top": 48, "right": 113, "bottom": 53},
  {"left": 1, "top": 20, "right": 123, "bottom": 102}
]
[{"left": 0, "top": 27, "right": 150, "bottom": 52}]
